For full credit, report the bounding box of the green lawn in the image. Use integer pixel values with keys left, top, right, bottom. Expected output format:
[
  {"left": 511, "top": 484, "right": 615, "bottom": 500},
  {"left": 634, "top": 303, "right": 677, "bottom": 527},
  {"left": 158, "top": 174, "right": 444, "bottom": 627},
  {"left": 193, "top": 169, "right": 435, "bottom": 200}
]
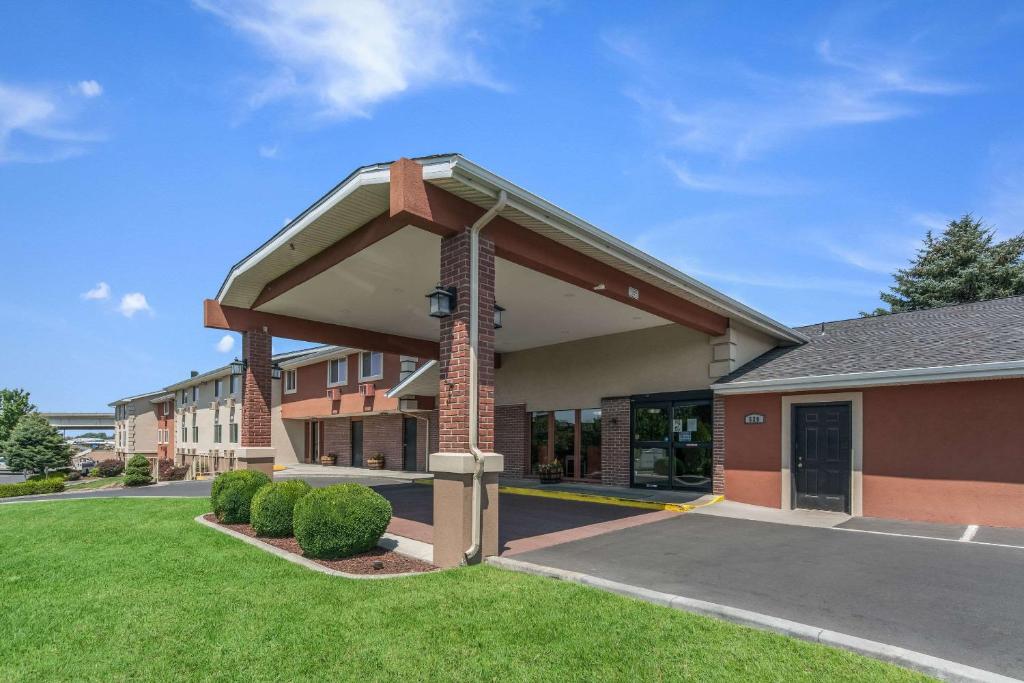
[{"left": 0, "top": 498, "right": 927, "bottom": 682}]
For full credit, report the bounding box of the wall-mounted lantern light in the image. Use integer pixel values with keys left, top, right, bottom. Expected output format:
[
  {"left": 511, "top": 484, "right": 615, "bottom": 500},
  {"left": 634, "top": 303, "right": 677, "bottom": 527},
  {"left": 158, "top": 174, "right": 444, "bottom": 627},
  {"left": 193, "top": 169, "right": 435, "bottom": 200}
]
[
  {"left": 493, "top": 303, "right": 505, "bottom": 330},
  {"left": 272, "top": 364, "right": 282, "bottom": 380},
  {"left": 426, "top": 285, "right": 456, "bottom": 318},
  {"left": 230, "top": 358, "right": 246, "bottom": 376}
]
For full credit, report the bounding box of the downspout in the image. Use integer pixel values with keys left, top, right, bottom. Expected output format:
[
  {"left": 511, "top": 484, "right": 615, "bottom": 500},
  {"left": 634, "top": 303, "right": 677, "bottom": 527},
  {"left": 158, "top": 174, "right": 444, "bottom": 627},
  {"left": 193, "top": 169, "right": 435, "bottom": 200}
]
[{"left": 464, "top": 189, "right": 507, "bottom": 564}]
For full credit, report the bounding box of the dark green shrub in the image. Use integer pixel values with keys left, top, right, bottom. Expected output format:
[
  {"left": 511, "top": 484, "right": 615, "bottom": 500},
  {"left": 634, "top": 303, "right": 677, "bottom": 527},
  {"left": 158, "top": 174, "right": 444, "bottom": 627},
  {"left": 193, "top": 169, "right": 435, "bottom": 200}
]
[
  {"left": 123, "top": 454, "right": 152, "bottom": 487},
  {"left": 158, "top": 460, "right": 188, "bottom": 481},
  {"left": 211, "top": 469, "right": 271, "bottom": 523},
  {"left": 66, "top": 470, "right": 82, "bottom": 481},
  {"left": 96, "top": 459, "right": 124, "bottom": 477},
  {"left": 0, "top": 478, "right": 65, "bottom": 498},
  {"left": 250, "top": 480, "right": 312, "bottom": 537},
  {"left": 293, "top": 484, "right": 392, "bottom": 559}
]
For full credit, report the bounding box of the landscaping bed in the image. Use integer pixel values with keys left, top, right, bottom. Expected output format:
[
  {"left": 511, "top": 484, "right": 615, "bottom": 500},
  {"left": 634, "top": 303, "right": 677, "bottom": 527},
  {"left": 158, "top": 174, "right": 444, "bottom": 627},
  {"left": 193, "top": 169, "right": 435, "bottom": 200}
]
[{"left": 203, "top": 513, "right": 435, "bottom": 575}]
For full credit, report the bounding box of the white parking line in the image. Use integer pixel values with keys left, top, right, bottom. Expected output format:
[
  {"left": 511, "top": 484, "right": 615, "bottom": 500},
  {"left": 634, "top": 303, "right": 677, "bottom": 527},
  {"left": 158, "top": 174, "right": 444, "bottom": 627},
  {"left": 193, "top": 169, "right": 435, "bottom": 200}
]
[
  {"left": 833, "top": 525, "right": 1024, "bottom": 551},
  {"left": 960, "top": 524, "right": 980, "bottom": 542}
]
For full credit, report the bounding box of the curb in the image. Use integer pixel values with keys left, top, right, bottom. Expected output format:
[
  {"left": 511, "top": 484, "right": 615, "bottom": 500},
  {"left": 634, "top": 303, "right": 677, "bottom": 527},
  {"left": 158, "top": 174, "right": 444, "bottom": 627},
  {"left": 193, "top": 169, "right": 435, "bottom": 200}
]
[
  {"left": 194, "top": 515, "right": 435, "bottom": 580},
  {"left": 487, "top": 556, "right": 1017, "bottom": 683},
  {"left": 414, "top": 477, "right": 723, "bottom": 513}
]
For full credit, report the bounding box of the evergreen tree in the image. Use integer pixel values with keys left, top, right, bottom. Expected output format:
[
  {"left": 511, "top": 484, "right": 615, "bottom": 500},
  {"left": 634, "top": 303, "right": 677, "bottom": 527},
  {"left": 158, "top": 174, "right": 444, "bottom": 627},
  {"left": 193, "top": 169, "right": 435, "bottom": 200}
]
[
  {"left": 0, "top": 388, "right": 35, "bottom": 444},
  {"left": 4, "top": 413, "right": 71, "bottom": 475},
  {"left": 864, "top": 214, "right": 1024, "bottom": 316}
]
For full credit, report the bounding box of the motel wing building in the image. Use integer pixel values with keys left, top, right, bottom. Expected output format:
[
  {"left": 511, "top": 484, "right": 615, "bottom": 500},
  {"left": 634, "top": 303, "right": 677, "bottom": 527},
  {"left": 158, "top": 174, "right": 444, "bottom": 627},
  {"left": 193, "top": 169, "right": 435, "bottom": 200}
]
[{"left": 201, "top": 154, "right": 1022, "bottom": 563}]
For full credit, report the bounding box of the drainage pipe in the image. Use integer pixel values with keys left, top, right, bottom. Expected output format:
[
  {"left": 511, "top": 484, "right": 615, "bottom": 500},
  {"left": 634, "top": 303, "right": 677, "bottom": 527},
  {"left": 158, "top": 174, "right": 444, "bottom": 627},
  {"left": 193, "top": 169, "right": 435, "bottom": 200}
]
[{"left": 464, "top": 189, "right": 507, "bottom": 564}]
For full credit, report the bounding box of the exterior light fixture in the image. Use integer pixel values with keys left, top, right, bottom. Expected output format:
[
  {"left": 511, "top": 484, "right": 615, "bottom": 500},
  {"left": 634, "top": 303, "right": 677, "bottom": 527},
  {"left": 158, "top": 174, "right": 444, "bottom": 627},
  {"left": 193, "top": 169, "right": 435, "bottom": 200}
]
[
  {"left": 493, "top": 303, "right": 505, "bottom": 330},
  {"left": 271, "top": 364, "right": 282, "bottom": 380},
  {"left": 229, "top": 358, "right": 246, "bottom": 376},
  {"left": 426, "top": 285, "right": 456, "bottom": 318}
]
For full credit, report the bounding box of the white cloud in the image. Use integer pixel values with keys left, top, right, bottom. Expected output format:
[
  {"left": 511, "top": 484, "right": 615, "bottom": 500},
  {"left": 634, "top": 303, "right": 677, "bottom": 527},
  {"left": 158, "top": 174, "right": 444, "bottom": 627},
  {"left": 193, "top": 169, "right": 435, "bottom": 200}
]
[
  {"left": 81, "top": 282, "right": 111, "bottom": 300},
  {"left": 194, "top": 0, "right": 502, "bottom": 118},
  {"left": 258, "top": 143, "right": 278, "bottom": 158},
  {"left": 118, "top": 292, "right": 152, "bottom": 318},
  {"left": 76, "top": 80, "right": 103, "bottom": 98},
  {"left": 664, "top": 159, "right": 808, "bottom": 196},
  {"left": 0, "top": 81, "right": 102, "bottom": 163},
  {"left": 216, "top": 335, "right": 235, "bottom": 353}
]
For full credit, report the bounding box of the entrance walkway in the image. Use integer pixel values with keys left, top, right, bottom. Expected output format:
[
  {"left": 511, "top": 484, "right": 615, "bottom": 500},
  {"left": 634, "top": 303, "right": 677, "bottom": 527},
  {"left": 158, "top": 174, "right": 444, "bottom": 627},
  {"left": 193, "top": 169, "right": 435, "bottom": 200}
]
[{"left": 275, "top": 463, "right": 432, "bottom": 480}]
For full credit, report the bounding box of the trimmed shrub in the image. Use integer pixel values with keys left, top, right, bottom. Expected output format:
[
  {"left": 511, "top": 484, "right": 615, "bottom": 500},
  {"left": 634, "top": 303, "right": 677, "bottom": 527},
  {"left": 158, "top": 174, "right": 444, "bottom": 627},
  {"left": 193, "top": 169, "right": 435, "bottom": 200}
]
[
  {"left": 96, "top": 459, "right": 124, "bottom": 477},
  {"left": 27, "top": 472, "right": 67, "bottom": 482},
  {"left": 211, "top": 470, "right": 271, "bottom": 523},
  {"left": 293, "top": 484, "right": 392, "bottom": 559},
  {"left": 123, "top": 454, "right": 153, "bottom": 487},
  {"left": 0, "top": 478, "right": 65, "bottom": 498},
  {"left": 158, "top": 460, "right": 188, "bottom": 481},
  {"left": 250, "top": 480, "right": 312, "bottom": 537},
  {"left": 66, "top": 470, "right": 82, "bottom": 481}
]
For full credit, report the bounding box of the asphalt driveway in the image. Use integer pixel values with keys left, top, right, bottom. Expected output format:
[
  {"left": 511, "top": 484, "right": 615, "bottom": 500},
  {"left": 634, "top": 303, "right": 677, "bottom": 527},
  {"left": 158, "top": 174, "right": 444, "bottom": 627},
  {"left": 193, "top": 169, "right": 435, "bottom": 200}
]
[{"left": 514, "top": 512, "right": 1024, "bottom": 678}]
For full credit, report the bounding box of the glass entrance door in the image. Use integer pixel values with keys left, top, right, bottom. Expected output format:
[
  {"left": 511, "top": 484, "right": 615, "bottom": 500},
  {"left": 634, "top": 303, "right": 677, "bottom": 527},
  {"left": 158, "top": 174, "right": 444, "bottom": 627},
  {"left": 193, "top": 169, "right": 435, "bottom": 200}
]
[{"left": 632, "top": 399, "right": 713, "bottom": 491}]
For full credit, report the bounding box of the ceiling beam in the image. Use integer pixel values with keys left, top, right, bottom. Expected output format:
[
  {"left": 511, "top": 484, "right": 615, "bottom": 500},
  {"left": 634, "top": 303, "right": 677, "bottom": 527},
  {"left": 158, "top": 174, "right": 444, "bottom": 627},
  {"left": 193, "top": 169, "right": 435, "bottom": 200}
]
[{"left": 204, "top": 299, "right": 439, "bottom": 360}]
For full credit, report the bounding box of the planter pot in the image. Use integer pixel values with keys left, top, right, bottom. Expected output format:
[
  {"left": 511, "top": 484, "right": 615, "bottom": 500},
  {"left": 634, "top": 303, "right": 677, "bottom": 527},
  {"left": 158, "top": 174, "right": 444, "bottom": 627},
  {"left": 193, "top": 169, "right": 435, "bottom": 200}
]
[
  {"left": 366, "top": 456, "right": 385, "bottom": 470},
  {"left": 320, "top": 454, "right": 336, "bottom": 466},
  {"left": 538, "top": 471, "right": 562, "bottom": 484}
]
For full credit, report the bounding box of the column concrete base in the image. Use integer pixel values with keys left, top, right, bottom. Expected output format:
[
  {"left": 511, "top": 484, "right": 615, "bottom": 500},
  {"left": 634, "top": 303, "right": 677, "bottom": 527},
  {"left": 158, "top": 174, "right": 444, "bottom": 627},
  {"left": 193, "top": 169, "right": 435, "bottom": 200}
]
[
  {"left": 236, "top": 448, "right": 276, "bottom": 476},
  {"left": 430, "top": 452, "right": 502, "bottom": 568}
]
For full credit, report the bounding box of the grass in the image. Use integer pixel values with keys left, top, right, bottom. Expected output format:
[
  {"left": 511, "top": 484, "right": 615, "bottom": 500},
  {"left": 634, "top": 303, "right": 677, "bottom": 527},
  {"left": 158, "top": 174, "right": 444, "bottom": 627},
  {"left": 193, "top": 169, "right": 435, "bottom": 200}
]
[
  {"left": 65, "top": 476, "right": 124, "bottom": 490},
  {"left": 0, "top": 498, "right": 928, "bottom": 682}
]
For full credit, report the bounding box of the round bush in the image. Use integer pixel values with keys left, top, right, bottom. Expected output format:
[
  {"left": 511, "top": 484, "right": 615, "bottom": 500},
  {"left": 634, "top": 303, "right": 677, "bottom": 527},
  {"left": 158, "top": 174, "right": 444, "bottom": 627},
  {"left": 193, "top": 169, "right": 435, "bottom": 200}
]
[
  {"left": 251, "top": 480, "right": 312, "bottom": 537},
  {"left": 293, "top": 484, "right": 392, "bottom": 559},
  {"left": 123, "top": 454, "right": 153, "bottom": 487},
  {"left": 96, "top": 459, "right": 124, "bottom": 477},
  {"left": 211, "top": 469, "right": 271, "bottom": 523}
]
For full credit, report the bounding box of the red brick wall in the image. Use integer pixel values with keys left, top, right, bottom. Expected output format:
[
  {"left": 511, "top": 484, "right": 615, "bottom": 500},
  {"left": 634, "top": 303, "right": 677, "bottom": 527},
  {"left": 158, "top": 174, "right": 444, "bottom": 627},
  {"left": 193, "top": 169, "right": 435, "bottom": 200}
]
[
  {"left": 241, "top": 328, "right": 272, "bottom": 448},
  {"left": 319, "top": 411, "right": 438, "bottom": 472},
  {"left": 722, "top": 379, "right": 1024, "bottom": 527},
  {"left": 438, "top": 229, "right": 495, "bottom": 452},
  {"left": 496, "top": 404, "right": 528, "bottom": 476},
  {"left": 600, "top": 397, "right": 630, "bottom": 486}
]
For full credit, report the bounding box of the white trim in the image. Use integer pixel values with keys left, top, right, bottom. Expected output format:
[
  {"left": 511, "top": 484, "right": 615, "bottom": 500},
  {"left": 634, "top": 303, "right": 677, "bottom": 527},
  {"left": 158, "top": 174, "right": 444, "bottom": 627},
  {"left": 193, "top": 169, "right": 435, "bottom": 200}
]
[
  {"left": 358, "top": 351, "right": 384, "bottom": 382},
  {"left": 781, "top": 393, "right": 863, "bottom": 517},
  {"left": 386, "top": 360, "right": 437, "bottom": 398},
  {"left": 326, "top": 357, "right": 348, "bottom": 388},
  {"left": 283, "top": 369, "right": 298, "bottom": 394},
  {"left": 713, "top": 360, "right": 1024, "bottom": 395},
  {"left": 279, "top": 345, "right": 356, "bottom": 371}
]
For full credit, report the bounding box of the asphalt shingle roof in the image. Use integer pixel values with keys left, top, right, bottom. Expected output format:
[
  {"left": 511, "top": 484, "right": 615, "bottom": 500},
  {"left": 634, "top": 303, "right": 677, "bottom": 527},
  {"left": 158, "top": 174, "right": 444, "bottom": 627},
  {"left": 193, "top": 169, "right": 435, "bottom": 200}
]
[{"left": 717, "top": 295, "right": 1024, "bottom": 385}]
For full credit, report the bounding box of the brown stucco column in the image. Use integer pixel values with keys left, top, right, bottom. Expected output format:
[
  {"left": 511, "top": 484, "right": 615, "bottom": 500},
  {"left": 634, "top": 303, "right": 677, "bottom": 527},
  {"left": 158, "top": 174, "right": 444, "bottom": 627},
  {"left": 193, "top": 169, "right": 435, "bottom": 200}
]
[
  {"left": 430, "top": 229, "right": 502, "bottom": 568},
  {"left": 238, "top": 327, "right": 275, "bottom": 473}
]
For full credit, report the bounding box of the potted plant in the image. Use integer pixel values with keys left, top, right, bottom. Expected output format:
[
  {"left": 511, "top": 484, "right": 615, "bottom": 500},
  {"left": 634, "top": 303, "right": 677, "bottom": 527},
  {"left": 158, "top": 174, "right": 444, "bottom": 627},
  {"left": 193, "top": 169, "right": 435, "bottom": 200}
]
[
  {"left": 537, "top": 459, "right": 563, "bottom": 484},
  {"left": 366, "top": 453, "right": 385, "bottom": 470},
  {"left": 320, "top": 452, "right": 337, "bottom": 466}
]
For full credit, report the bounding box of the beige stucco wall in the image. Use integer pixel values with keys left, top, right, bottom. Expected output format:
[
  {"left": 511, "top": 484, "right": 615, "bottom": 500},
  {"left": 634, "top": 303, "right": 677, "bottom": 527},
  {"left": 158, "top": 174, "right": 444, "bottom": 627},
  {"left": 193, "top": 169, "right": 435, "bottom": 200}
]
[
  {"left": 271, "top": 382, "right": 305, "bottom": 465},
  {"left": 495, "top": 321, "right": 779, "bottom": 412},
  {"left": 114, "top": 396, "right": 159, "bottom": 457},
  {"left": 173, "top": 371, "right": 241, "bottom": 458}
]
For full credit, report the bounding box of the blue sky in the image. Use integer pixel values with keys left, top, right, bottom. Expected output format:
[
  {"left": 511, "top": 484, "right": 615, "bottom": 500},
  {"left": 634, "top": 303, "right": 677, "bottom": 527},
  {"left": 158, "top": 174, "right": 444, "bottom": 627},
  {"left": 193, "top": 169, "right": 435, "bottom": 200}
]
[{"left": 2, "top": 1, "right": 1023, "bottom": 412}]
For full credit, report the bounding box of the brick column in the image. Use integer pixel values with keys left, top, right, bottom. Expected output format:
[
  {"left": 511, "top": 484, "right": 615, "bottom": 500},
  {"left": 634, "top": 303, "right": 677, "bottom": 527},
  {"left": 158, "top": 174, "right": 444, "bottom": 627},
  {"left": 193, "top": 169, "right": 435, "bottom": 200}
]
[
  {"left": 712, "top": 396, "right": 725, "bottom": 496},
  {"left": 600, "top": 397, "right": 631, "bottom": 486},
  {"left": 431, "top": 228, "right": 501, "bottom": 568},
  {"left": 238, "top": 327, "right": 274, "bottom": 475}
]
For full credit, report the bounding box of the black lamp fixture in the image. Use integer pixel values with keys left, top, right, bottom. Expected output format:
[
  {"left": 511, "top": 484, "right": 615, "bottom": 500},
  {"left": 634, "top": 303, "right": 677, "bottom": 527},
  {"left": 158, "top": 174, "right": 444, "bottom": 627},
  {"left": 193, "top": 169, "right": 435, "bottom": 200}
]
[
  {"left": 493, "top": 303, "right": 505, "bottom": 330},
  {"left": 230, "top": 358, "right": 246, "bottom": 376},
  {"left": 272, "top": 364, "right": 282, "bottom": 380},
  {"left": 426, "top": 284, "right": 456, "bottom": 318}
]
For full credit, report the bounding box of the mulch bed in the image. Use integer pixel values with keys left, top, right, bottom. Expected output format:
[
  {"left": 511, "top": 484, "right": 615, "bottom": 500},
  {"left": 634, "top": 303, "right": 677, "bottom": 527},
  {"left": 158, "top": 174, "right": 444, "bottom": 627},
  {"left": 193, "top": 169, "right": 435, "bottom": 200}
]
[{"left": 203, "top": 514, "right": 436, "bottom": 575}]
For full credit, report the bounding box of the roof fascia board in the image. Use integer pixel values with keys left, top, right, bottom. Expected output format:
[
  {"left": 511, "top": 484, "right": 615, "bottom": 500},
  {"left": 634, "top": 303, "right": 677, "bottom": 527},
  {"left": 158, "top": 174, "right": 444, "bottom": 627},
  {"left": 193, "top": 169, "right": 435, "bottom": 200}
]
[
  {"left": 447, "top": 159, "right": 806, "bottom": 345},
  {"left": 385, "top": 360, "right": 437, "bottom": 398},
  {"left": 278, "top": 346, "right": 358, "bottom": 370},
  {"left": 711, "top": 360, "right": 1024, "bottom": 394}
]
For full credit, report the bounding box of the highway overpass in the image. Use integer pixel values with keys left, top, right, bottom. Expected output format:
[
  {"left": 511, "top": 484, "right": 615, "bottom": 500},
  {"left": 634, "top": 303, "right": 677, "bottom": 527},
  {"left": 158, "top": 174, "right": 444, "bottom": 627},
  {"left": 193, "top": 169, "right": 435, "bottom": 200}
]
[{"left": 39, "top": 413, "right": 115, "bottom": 432}]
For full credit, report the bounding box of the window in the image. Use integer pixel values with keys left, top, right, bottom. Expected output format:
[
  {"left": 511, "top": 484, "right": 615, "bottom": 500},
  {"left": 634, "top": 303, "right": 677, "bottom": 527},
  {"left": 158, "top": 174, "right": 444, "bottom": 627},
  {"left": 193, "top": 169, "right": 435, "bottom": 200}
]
[
  {"left": 284, "top": 369, "right": 297, "bottom": 394},
  {"left": 229, "top": 374, "right": 240, "bottom": 395},
  {"left": 214, "top": 408, "right": 222, "bottom": 443},
  {"left": 229, "top": 407, "right": 238, "bottom": 443},
  {"left": 191, "top": 412, "right": 198, "bottom": 442},
  {"left": 214, "top": 378, "right": 222, "bottom": 398},
  {"left": 530, "top": 412, "right": 550, "bottom": 474},
  {"left": 530, "top": 408, "right": 602, "bottom": 481},
  {"left": 191, "top": 386, "right": 198, "bottom": 402},
  {"left": 359, "top": 351, "right": 383, "bottom": 381},
  {"left": 181, "top": 420, "right": 187, "bottom": 443},
  {"left": 327, "top": 357, "right": 347, "bottom": 387}
]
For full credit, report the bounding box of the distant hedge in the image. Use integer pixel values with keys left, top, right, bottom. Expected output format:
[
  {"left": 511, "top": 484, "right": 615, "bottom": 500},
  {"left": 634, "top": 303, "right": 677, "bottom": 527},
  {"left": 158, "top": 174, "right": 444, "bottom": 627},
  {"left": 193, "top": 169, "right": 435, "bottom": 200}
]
[
  {"left": 95, "top": 459, "right": 124, "bottom": 477},
  {"left": 0, "top": 478, "right": 65, "bottom": 498}
]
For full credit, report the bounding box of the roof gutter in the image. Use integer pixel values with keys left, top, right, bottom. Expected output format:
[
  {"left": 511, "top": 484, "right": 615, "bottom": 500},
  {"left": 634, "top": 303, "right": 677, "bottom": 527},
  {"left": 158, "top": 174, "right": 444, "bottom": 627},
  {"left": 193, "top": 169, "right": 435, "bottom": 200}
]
[{"left": 711, "top": 360, "right": 1024, "bottom": 395}]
